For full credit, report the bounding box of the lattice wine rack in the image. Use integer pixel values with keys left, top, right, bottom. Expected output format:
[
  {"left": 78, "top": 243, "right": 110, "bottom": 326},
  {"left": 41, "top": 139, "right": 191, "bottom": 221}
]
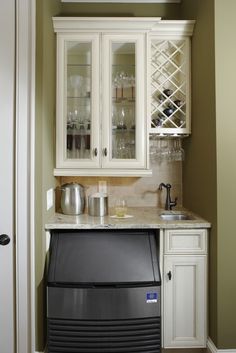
[{"left": 150, "top": 38, "right": 190, "bottom": 136}]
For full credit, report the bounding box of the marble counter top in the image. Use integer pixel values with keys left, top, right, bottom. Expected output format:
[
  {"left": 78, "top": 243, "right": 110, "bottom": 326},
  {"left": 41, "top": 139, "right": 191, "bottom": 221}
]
[{"left": 45, "top": 207, "right": 211, "bottom": 230}]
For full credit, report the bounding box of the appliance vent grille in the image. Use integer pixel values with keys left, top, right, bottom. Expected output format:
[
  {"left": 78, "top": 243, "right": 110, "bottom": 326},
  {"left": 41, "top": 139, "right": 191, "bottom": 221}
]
[{"left": 48, "top": 317, "right": 161, "bottom": 353}]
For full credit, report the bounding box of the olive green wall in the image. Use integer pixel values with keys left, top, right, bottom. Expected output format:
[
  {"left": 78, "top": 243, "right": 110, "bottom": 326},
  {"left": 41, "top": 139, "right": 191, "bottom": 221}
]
[
  {"left": 180, "top": 0, "right": 218, "bottom": 346},
  {"left": 181, "top": 0, "right": 236, "bottom": 349},
  {"left": 60, "top": 3, "right": 180, "bottom": 18},
  {"left": 35, "top": 0, "right": 61, "bottom": 350},
  {"left": 215, "top": 0, "right": 236, "bottom": 348}
]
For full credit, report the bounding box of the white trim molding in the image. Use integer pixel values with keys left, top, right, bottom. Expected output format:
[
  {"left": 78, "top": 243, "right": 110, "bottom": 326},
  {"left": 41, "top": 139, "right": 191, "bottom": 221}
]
[
  {"left": 151, "top": 20, "right": 195, "bottom": 36},
  {"left": 208, "top": 338, "right": 236, "bottom": 353},
  {"left": 53, "top": 16, "right": 162, "bottom": 32},
  {"left": 15, "top": 0, "right": 35, "bottom": 352}
]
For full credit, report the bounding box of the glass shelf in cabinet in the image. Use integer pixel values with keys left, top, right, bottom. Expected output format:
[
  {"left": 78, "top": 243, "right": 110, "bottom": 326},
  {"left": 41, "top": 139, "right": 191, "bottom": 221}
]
[
  {"left": 67, "top": 94, "right": 91, "bottom": 99},
  {"left": 112, "top": 64, "right": 135, "bottom": 67},
  {"left": 112, "top": 128, "right": 135, "bottom": 133},
  {"left": 67, "top": 64, "right": 91, "bottom": 67},
  {"left": 112, "top": 98, "right": 135, "bottom": 103}
]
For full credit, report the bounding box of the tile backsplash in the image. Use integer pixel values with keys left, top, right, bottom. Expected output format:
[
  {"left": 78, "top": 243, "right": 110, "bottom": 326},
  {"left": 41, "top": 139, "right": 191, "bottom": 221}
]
[{"left": 57, "top": 159, "right": 182, "bottom": 211}]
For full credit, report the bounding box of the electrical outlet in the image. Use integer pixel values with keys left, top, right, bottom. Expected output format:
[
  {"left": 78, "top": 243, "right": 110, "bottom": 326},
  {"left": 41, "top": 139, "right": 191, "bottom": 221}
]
[
  {"left": 98, "top": 180, "right": 107, "bottom": 194},
  {"left": 47, "top": 188, "right": 54, "bottom": 211}
]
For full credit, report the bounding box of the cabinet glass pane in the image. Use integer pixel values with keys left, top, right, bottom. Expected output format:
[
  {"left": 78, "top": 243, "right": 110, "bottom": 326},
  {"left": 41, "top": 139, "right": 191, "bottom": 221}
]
[
  {"left": 66, "top": 42, "right": 91, "bottom": 159},
  {"left": 111, "top": 43, "right": 136, "bottom": 160}
]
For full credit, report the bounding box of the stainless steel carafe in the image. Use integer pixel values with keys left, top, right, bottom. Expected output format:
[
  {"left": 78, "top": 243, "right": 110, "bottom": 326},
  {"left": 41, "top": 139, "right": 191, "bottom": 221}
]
[{"left": 60, "top": 183, "right": 85, "bottom": 215}]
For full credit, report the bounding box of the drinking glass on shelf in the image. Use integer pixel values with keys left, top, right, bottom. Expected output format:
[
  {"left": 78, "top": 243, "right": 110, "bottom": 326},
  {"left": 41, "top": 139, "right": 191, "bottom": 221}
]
[
  {"left": 116, "top": 138, "right": 129, "bottom": 159},
  {"left": 119, "top": 71, "right": 128, "bottom": 99},
  {"left": 117, "top": 107, "right": 127, "bottom": 130},
  {"left": 126, "top": 142, "right": 134, "bottom": 159},
  {"left": 114, "top": 199, "right": 127, "bottom": 217},
  {"left": 67, "top": 123, "right": 73, "bottom": 158},
  {"left": 113, "top": 76, "right": 119, "bottom": 101},
  {"left": 113, "top": 71, "right": 129, "bottom": 100},
  {"left": 69, "top": 75, "right": 84, "bottom": 97},
  {"left": 129, "top": 75, "right": 135, "bottom": 101}
]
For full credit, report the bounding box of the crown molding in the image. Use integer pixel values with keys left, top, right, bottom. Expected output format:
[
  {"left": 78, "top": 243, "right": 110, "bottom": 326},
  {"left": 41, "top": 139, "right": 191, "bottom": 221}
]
[
  {"left": 61, "top": 0, "right": 181, "bottom": 3},
  {"left": 53, "top": 16, "right": 162, "bottom": 32},
  {"left": 53, "top": 17, "right": 195, "bottom": 36},
  {"left": 150, "top": 20, "right": 195, "bottom": 36}
]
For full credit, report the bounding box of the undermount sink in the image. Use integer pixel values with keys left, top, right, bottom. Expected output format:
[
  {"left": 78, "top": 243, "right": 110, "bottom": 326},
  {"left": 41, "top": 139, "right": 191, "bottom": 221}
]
[{"left": 159, "top": 212, "right": 192, "bottom": 221}]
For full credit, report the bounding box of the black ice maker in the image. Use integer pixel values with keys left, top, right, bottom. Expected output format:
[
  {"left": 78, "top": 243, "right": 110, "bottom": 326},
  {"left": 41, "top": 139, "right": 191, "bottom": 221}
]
[{"left": 47, "top": 229, "right": 161, "bottom": 353}]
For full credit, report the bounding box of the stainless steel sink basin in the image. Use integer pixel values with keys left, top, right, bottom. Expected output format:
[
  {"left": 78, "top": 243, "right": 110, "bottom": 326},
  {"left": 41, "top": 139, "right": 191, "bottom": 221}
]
[{"left": 159, "top": 213, "right": 192, "bottom": 221}]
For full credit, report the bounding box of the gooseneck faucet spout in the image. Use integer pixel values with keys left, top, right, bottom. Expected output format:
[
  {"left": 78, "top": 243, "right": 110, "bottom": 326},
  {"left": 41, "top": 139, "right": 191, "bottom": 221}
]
[{"left": 159, "top": 183, "right": 177, "bottom": 210}]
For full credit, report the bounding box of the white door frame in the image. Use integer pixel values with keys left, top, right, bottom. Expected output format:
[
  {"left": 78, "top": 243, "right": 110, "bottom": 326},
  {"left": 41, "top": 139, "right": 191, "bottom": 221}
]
[
  {"left": 15, "top": 0, "right": 36, "bottom": 352},
  {"left": 0, "top": 1, "right": 15, "bottom": 352}
]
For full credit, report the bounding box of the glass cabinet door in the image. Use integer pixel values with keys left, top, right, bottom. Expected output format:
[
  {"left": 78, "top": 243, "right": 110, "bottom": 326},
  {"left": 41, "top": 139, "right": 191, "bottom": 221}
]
[
  {"left": 56, "top": 34, "right": 100, "bottom": 169},
  {"left": 102, "top": 34, "right": 146, "bottom": 169}
]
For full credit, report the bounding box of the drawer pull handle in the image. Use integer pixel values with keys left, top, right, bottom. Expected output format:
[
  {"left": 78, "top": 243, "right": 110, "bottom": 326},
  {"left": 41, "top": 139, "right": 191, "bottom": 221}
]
[
  {"left": 94, "top": 148, "right": 98, "bottom": 156},
  {"left": 167, "top": 271, "right": 172, "bottom": 280}
]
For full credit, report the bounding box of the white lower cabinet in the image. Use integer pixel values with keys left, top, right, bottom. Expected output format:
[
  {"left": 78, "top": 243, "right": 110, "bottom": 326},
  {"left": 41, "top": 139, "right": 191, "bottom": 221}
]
[{"left": 163, "top": 229, "right": 207, "bottom": 348}]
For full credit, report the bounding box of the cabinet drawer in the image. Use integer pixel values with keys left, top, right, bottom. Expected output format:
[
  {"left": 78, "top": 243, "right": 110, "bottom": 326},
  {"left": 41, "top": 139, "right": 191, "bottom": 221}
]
[{"left": 164, "top": 229, "right": 207, "bottom": 254}]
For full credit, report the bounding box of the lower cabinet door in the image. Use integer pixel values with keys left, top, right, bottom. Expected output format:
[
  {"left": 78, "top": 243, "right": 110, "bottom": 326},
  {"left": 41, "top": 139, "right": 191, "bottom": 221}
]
[{"left": 163, "top": 255, "right": 207, "bottom": 348}]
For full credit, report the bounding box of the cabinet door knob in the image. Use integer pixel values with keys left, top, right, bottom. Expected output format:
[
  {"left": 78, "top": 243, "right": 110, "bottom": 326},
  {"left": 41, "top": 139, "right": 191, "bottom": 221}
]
[
  {"left": 167, "top": 271, "right": 172, "bottom": 280},
  {"left": 104, "top": 148, "right": 108, "bottom": 157},
  {"left": 94, "top": 148, "right": 98, "bottom": 157}
]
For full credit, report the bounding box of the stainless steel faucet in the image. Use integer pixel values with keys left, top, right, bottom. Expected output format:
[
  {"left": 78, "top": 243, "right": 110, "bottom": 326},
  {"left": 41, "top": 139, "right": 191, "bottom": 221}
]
[{"left": 159, "top": 183, "right": 177, "bottom": 210}]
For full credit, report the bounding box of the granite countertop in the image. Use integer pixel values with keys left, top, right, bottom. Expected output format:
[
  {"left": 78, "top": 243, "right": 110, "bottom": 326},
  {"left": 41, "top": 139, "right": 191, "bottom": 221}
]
[{"left": 45, "top": 207, "right": 211, "bottom": 230}]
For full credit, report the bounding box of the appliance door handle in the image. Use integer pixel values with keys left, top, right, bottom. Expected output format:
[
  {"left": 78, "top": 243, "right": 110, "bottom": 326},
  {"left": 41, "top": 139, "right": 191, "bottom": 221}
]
[{"left": 0, "top": 234, "right": 11, "bottom": 246}]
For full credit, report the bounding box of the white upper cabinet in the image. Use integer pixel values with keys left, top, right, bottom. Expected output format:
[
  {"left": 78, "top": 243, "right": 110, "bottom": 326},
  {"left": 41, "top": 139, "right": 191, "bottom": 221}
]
[{"left": 53, "top": 18, "right": 194, "bottom": 176}]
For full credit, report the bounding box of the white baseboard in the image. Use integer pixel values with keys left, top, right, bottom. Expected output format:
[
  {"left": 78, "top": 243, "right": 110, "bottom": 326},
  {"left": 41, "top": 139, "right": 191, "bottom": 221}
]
[{"left": 207, "top": 338, "right": 236, "bottom": 353}]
